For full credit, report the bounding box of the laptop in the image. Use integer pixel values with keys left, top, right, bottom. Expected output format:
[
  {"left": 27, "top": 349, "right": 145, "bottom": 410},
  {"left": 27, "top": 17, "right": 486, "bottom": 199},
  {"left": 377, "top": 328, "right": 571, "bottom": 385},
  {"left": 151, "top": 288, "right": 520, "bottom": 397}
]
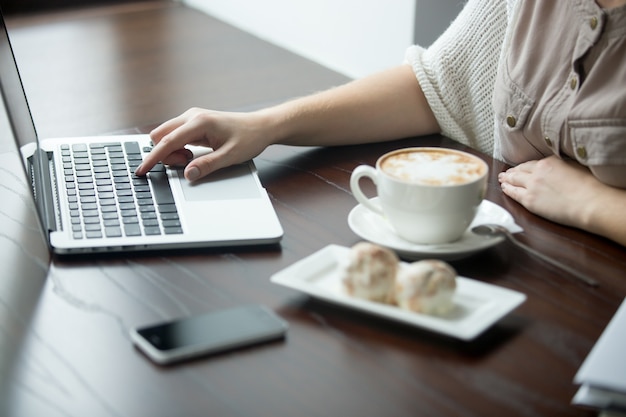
[{"left": 0, "top": 9, "right": 283, "bottom": 255}]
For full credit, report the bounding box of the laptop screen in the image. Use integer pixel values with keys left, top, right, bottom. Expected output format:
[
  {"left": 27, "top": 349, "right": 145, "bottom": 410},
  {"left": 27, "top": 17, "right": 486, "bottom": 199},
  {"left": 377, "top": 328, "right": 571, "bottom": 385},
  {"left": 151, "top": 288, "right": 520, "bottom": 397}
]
[
  {"left": 0, "top": 7, "right": 53, "bottom": 233},
  {"left": 0, "top": 8, "right": 39, "bottom": 149}
]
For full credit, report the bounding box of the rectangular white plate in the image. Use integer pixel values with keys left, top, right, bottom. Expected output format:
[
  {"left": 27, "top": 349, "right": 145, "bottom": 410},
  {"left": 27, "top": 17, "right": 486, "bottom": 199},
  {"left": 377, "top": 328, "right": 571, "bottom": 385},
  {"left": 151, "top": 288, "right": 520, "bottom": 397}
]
[{"left": 271, "top": 245, "right": 526, "bottom": 340}]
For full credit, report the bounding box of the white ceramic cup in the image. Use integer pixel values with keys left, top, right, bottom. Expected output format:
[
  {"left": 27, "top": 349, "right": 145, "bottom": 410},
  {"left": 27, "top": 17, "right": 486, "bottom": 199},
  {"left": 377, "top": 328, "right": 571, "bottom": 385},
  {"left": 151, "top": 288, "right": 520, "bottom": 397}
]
[{"left": 350, "top": 147, "right": 488, "bottom": 244}]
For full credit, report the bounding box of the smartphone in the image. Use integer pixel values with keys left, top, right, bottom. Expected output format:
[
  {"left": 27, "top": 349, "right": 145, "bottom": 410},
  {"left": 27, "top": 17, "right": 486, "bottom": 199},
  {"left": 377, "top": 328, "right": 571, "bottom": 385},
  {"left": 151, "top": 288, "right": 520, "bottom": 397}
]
[{"left": 130, "top": 304, "right": 288, "bottom": 365}]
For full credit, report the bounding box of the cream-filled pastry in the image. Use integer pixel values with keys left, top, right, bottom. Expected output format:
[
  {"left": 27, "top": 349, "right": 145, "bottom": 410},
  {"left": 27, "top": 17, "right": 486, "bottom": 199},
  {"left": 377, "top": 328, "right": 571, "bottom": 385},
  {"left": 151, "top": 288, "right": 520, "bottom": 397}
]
[
  {"left": 342, "top": 242, "right": 398, "bottom": 303},
  {"left": 393, "top": 260, "right": 457, "bottom": 315}
]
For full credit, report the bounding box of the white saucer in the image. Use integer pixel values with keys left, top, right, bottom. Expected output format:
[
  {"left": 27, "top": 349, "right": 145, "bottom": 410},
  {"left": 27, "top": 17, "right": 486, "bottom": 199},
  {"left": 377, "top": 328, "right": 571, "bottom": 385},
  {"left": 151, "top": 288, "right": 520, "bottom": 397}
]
[{"left": 348, "top": 199, "right": 522, "bottom": 260}]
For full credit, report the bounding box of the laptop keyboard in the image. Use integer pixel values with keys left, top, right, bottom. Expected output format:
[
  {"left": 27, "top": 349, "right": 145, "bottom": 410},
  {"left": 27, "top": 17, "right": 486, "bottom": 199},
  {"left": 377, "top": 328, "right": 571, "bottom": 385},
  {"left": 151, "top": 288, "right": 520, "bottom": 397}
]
[{"left": 61, "top": 141, "right": 183, "bottom": 239}]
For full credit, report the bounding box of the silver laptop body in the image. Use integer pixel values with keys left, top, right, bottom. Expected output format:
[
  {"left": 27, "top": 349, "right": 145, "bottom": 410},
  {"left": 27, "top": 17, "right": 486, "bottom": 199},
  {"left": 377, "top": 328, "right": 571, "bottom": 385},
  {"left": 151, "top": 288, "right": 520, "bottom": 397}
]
[{"left": 0, "top": 9, "right": 283, "bottom": 255}]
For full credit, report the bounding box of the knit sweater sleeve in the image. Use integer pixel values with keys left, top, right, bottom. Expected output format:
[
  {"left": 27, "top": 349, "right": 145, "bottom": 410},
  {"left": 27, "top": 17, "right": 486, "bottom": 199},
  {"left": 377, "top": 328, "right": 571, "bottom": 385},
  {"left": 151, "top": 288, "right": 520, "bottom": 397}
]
[{"left": 405, "top": 0, "right": 511, "bottom": 155}]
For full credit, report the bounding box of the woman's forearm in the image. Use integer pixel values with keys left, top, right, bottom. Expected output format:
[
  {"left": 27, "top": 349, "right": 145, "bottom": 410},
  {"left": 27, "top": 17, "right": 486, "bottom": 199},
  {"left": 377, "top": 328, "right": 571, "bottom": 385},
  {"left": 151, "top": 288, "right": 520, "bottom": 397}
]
[
  {"left": 257, "top": 64, "right": 440, "bottom": 147},
  {"left": 581, "top": 184, "right": 626, "bottom": 247}
]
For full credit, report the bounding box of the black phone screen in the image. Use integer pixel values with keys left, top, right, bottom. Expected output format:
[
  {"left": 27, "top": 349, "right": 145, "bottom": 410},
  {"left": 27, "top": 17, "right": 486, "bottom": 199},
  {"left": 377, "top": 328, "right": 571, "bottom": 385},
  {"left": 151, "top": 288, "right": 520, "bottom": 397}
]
[{"left": 135, "top": 304, "right": 287, "bottom": 353}]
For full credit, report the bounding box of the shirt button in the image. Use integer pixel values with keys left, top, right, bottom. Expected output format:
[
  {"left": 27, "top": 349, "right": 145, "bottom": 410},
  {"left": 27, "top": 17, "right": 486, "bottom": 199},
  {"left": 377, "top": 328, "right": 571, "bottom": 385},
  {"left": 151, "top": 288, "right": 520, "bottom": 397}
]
[
  {"left": 576, "top": 146, "right": 588, "bottom": 159},
  {"left": 506, "top": 115, "right": 517, "bottom": 128},
  {"left": 570, "top": 76, "right": 578, "bottom": 90},
  {"left": 590, "top": 16, "right": 598, "bottom": 30},
  {"left": 544, "top": 136, "right": 553, "bottom": 147}
]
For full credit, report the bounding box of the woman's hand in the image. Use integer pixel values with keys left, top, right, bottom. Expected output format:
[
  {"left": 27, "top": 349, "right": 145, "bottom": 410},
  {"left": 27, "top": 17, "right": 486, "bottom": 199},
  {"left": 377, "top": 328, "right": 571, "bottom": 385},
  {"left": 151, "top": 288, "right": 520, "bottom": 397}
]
[
  {"left": 135, "top": 108, "right": 273, "bottom": 181},
  {"left": 499, "top": 155, "right": 626, "bottom": 246}
]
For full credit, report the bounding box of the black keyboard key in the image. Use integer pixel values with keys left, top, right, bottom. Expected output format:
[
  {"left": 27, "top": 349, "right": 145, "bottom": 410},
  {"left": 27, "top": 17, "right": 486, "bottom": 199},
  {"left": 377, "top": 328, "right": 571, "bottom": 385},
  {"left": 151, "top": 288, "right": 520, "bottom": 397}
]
[
  {"left": 135, "top": 191, "right": 152, "bottom": 200},
  {"left": 121, "top": 209, "right": 138, "bottom": 217},
  {"left": 116, "top": 189, "right": 133, "bottom": 197},
  {"left": 124, "top": 223, "right": 141, "bottom": 237},
  {"left": 134, "top": 185, "right": 150, "bottom": 193},
  {"left": 85, "top": 223, "right": 102, "bottom": 232},
  {"left": 162, "top": 219, "right": 181, "bottom": 228},
  {"left": 79, "top": 189, "right": 95, "bottom": 197},
  {"left": 109, "top": 157, "right": 126, "bottom": 165},
  {"left": 158, "top": 204, "right": 178, "bottom": 214},
  {"left": 141, "top": 212, "right": 157, "bottom": 220},
  {"left": 142, "top": 219, "right": 159, "bottom": 228},
  {"left": 99, "top": 198, "right": 117, "bottom": 206},
  {"left": 105, "top": 227, "right": 122, "bottom": 238},
  {"left": 132, "top": 177, "right": 149, "bottom": 186},
  {"left": 119, "top": 203, "right": 136, "bottom": 211},
  {"left": 148, "top": 171, "right": 175, "bottom": 205},
  {"left": 136, "top": 199, "right": 154, "bottom": 207},
  {"left": 144, "top": 227, "right": 161, "bottom": 236},
  {"left": 124, "top": 141, "right": 141, "bottom": 155},
  {"left": 160, "top": 212, "right": 179, "bottom": 221}
]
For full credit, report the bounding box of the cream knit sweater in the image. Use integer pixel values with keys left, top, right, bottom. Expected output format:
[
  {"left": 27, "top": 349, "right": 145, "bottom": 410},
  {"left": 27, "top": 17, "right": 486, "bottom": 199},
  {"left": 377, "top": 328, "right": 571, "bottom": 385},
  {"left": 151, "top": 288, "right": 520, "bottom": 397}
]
[{"left": 405, "top": 0, "right": 518, "bottom": 159}]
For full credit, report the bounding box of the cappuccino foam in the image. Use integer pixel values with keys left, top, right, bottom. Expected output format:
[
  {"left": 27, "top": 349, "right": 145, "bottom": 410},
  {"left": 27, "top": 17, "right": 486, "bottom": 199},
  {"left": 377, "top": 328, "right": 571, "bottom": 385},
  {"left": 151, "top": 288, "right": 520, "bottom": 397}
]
[{"left": 381, "top": 149, "right": 485, "bottom": 186}]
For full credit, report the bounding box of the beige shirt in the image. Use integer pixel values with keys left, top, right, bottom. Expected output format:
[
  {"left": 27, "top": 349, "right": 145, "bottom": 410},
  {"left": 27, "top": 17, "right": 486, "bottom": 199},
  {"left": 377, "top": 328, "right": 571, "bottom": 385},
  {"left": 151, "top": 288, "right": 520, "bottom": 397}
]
[{"left": 493, "top": 0, "right": 626, "bottom": 187}]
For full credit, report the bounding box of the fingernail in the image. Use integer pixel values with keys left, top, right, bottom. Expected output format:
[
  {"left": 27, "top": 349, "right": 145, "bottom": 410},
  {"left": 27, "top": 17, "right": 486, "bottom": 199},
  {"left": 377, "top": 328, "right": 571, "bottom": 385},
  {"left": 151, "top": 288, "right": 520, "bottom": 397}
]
[{"left": 186, "top": 166, "right": 200, "bottom": 181}]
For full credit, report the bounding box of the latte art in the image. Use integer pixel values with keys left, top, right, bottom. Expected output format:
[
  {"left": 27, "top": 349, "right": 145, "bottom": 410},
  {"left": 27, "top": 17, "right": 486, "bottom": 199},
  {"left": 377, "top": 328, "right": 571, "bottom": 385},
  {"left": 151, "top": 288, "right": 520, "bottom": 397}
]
[{"left": 381, "top": 149, "right": 486, "bottom": 186}]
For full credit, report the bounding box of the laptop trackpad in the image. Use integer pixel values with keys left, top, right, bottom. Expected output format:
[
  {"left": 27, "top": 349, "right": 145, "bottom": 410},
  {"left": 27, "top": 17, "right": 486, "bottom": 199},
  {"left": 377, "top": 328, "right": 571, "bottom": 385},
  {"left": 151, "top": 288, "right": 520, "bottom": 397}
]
[{"left": 176, "top": 164, "right": 261, "bottom": 201}]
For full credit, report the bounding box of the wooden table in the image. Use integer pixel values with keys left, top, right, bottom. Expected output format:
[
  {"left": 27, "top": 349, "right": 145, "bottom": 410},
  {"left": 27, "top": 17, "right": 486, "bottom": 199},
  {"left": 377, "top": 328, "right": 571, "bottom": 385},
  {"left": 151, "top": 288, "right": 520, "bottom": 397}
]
[{"left": 2, "top": 3, "right": 625, "bottom": 416}]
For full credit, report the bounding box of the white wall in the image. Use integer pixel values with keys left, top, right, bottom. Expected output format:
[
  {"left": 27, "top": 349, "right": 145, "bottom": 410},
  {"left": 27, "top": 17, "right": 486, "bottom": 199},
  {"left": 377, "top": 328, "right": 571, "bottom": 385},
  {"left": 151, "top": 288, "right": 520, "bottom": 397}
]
[{"left": 182, "top": 0, "right": 416, "bottom": 79}]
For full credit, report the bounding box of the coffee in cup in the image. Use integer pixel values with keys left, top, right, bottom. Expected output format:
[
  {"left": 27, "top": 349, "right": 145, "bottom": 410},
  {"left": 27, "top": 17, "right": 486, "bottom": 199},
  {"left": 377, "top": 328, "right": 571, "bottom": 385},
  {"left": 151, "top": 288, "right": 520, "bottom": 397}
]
[{"left": 350, "top": 147, "right": 488, "bottom": 244}]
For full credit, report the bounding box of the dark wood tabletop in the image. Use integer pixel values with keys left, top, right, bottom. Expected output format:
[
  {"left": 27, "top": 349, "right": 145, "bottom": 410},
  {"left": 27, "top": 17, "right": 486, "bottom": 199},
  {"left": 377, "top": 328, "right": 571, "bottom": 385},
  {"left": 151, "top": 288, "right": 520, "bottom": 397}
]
[{"left": 1, "top": 2, "right": 625, "bottom": 417}]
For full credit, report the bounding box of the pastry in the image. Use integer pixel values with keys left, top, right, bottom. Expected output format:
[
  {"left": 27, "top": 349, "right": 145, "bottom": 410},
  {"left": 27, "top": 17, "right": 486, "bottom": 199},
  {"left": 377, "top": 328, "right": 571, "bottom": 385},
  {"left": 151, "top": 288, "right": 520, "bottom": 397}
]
[
  {"left": 342, "top": 242, "right": 398, "bottom": 303},
  {"left": 393, "top": 259, "right": 457, "bottom": 315}
]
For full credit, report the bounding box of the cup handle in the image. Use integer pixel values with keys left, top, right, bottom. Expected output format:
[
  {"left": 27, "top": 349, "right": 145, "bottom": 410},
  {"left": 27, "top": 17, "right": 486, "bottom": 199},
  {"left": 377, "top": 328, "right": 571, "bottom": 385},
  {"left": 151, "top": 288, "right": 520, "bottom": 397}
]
[{"left": 350, "top": 165, "right": 384, "bottom": 216}]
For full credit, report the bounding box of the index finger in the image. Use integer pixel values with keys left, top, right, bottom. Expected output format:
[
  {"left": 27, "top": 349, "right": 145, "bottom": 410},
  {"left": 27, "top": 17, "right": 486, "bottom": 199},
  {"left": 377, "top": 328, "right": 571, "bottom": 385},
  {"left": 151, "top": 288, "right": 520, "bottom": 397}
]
[{"left": 135, "top": 119, "right": 199, "bottom": 176}]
